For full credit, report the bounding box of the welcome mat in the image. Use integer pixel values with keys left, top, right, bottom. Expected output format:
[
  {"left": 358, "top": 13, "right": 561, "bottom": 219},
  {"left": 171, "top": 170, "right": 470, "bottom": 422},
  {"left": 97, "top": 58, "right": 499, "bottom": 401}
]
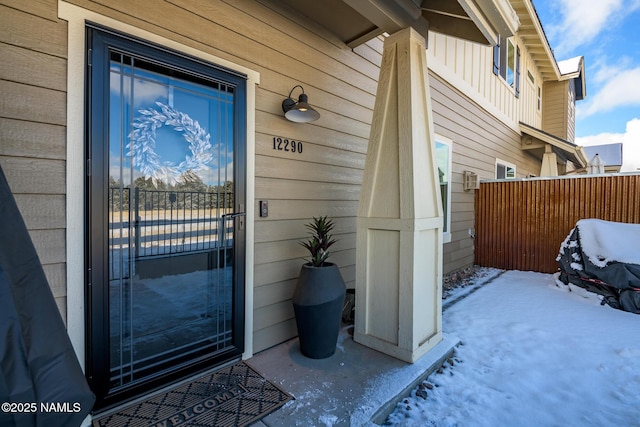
[{"left": 93, "top": 362, "right": 293, "bottom": 427}]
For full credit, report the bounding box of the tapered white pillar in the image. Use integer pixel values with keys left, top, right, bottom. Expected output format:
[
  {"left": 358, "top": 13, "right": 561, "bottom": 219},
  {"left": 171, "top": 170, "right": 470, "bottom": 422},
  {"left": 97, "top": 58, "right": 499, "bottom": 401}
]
[
  {"left": 354, "top": 28, "right": 443, "bottom": 363},
  {"left": 540, "top": 145, "right": 559, "bottom": 176}
]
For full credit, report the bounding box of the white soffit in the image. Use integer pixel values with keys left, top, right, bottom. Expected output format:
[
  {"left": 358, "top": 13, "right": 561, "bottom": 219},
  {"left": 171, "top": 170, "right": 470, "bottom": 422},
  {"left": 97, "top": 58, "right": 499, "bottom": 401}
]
[
  {"left": 470, "top": 0, "right": 520, "bottom": 40},
  {"left": 510, "top": 0, "right": 559, "bottom": 81},
  {"left": 420, "top": 0, "right": 520, "bottom": 45},
  {"left": 420, "top": 0, "right": 495, "bottom": 44}
]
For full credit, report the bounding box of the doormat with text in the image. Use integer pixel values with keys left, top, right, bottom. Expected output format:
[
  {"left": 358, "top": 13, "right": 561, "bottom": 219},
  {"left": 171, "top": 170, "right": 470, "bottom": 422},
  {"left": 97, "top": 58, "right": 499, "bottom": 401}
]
[{"left": 92, "top": 362, "right": 293, "bottom": 427}]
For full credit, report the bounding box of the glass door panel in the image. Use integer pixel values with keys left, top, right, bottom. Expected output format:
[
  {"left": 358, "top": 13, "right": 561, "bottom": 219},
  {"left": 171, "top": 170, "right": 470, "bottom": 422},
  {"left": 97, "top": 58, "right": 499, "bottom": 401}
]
[{"left": 107, "top": 52, "right": 237, "bottom": 390}]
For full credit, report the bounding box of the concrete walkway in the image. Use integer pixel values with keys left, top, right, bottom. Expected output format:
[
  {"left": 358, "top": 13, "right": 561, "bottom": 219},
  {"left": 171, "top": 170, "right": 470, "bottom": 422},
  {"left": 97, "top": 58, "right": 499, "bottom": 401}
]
[{"left": 247, "top": 327, "right": 459, "bottom": 426}]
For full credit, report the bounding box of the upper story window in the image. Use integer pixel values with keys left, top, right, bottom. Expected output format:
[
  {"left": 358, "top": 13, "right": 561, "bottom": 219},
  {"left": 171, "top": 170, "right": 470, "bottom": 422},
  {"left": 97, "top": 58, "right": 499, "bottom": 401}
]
[
  {"left": 493, "top": 36, "right": 521, "bottom": 97},
  {"left": 537, "top": 86, "right": 542, "bottom": 111}
]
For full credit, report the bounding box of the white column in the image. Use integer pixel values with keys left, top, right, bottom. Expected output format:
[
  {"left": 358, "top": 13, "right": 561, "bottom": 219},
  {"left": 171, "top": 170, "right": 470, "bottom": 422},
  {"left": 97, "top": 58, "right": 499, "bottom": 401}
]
[
  {"left": 354, "top": 27, "right": 443, "bottom": 363},
  {"left": 540, "top": 145, "right": 558, "bottom": 176}
]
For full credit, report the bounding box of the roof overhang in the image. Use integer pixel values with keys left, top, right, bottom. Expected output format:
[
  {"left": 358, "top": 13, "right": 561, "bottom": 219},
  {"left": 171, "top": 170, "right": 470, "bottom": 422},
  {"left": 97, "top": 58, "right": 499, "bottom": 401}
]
[
  {"left": 505, "top": 1, "right": 588, "bottom": 97},
  {"left": 472, "top": 0, "right": 520, "bottom": 39},
  {"left": 558, "top": 56, "right": 586, "bottom": 100},
  {"left": 520, "top": 122, "right": 588, "bottom": 168},
  {"left": 509, "top": 0, "right": 559, "bottom": 81},
  {"left": 277, "top": 0, "right": 520, "bottom": 48},
  {"left": 421, "top": 0, "right": 519, "bottom": 45}
]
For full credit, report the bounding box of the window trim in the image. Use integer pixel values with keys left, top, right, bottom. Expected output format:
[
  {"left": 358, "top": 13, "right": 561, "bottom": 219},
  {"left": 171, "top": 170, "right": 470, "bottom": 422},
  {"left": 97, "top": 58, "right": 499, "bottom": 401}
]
[
  {"left": 527, "top": 70, "right": 535, "bottom": 85},
  {"left": 493, "top": 36, "right": 521, "bottom": 97},
  {"left": 435, "top": 135, "right": 452, "bottom": 243},
  {"left": 537, "top": 85, "right": 542, "bottom": 111},
  {"left": 495, "top": 159, "right": 517, "bottom": 179}
]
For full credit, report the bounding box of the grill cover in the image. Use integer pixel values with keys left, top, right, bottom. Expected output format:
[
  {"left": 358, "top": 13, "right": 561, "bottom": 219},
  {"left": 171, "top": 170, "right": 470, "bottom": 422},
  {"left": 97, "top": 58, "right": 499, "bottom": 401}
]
[
  {"left": 557, "top": 219, "right": 640, "bottom": 313},
  {"left": 0, "top": 166, "right": 95, "bottom": 427}
]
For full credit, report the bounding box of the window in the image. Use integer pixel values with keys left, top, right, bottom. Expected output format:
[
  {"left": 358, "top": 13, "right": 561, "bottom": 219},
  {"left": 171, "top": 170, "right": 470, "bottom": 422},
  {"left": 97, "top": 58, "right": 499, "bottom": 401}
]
[
  {"left": 496, "top": 159, "right": 516, "bottom": 179},
  {"left": 435, "top": 137, "right": 452, "bottom": 241},
  {"left": 537, "top": 86, "right": 542, "bottom": 111},
  {"left": 493, "top": 36, "right": 521, "bottom": 97}
]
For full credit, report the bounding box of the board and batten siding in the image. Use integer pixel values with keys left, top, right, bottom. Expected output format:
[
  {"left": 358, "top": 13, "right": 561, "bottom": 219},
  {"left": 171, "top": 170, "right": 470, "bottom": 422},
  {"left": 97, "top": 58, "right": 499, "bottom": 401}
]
[
  {"left": 0, "top": 1, "right": 69, "bottom": 321},
  {"left": 521, "top": 54, "right": 543, "bottom": 127},
  {"left": 429, "top": 71, "right": 541, "bottom": 273},
  {"left": 427, "top": 31, "right": 545, "bottom": 132}
]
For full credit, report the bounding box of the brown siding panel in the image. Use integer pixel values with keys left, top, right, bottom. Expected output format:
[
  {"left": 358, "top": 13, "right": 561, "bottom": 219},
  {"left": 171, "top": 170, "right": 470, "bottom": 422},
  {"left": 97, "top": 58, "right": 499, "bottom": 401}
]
[
  {"left": 0, "top": 5, "right": 67, "bottom": 57},
  {"left": 0, "top": 2, "right": 68, "bottom": 322},
  {"left": 0, "top": 118, "right": 66, "bottom": 160},
  {"left": 0, "top": 80, "right": 66, "bottom": 125},
  {"left": 475, "top": 175, "right": 640, "bottom": 273}
]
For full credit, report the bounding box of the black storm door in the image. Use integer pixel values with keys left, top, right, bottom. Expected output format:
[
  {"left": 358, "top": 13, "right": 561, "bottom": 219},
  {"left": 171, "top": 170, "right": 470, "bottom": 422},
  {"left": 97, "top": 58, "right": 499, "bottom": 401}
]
[{"left": 86, "top": 26, "right": 246, "bottom": 410}]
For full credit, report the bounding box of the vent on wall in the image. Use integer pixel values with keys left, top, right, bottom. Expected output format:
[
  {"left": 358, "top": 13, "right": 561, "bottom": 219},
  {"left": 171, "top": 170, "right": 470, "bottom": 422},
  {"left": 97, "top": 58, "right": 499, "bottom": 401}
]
[{"left": 463, "top": 171, "right": 479, "bottom": 190}]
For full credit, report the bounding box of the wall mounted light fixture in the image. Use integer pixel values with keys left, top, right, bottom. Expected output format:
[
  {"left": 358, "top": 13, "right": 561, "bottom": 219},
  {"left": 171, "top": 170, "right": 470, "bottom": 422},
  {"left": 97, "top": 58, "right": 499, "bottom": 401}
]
[{"left": 282, "top": 85, "right": 320, "bottom": 123}]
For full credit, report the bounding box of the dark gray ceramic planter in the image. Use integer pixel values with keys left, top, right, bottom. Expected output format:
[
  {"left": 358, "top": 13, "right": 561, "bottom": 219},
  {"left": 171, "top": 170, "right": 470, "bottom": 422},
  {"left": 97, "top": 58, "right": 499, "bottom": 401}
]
[{"left": 292, "top": 263, "right": 346, "bottom": 359}]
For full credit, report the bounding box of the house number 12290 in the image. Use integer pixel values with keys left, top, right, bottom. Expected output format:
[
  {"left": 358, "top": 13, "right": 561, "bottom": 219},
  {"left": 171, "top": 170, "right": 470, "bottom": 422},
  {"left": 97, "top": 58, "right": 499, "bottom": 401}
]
[{"left": 273, "top": 137, "right": 303, "bottom": 154}]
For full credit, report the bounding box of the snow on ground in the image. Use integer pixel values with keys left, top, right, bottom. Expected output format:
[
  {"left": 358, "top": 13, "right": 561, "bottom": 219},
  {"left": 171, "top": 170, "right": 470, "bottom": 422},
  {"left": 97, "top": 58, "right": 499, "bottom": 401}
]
[{"left": 385, "top": 270, "right": 640, "bottom": 426}]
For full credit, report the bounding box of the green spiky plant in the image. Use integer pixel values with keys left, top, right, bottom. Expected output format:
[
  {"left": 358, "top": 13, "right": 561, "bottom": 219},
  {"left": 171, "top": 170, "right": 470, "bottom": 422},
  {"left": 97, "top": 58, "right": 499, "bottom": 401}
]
[{"left": 300, "top": 216, "right": 337, "bottom": 267}]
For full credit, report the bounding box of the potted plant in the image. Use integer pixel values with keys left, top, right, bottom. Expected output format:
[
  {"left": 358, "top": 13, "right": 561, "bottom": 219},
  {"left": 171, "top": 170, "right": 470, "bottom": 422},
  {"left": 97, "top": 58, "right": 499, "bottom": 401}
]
[{"left": 292, "top": 216, "right": 346, "bottom": 359}]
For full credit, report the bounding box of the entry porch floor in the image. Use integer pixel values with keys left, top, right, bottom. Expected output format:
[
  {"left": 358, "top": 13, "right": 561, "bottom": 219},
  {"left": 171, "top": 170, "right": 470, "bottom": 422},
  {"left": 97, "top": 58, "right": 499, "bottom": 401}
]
[{"left": 246, "top": 328, "right": 459, "bottom": 427}]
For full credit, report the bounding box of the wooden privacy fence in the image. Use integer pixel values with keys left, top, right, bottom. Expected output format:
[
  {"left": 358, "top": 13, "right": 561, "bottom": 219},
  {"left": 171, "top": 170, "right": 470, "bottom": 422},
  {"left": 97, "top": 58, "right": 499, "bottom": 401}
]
[{"left": 474, "top": 174, "right": 640, "bottom": 273}]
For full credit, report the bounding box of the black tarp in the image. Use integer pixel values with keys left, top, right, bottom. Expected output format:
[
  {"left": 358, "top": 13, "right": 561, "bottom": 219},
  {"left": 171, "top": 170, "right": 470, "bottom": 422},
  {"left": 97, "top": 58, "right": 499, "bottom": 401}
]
[
  {"left": 557, "top": 220, "right": 640, "bottom": 313},
  {"left": 0, "top": 166, "right": 95, "bottom": 427}
]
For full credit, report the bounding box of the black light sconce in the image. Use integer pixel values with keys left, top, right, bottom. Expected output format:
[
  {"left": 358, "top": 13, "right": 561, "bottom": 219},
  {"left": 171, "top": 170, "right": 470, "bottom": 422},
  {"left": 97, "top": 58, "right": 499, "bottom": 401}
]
[{"left": 282, "top": 85, "right": 320, "bottom": 123}]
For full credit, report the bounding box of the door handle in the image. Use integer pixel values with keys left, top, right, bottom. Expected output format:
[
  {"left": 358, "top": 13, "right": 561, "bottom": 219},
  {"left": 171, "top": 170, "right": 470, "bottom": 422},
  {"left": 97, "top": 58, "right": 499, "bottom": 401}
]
[
  {"left": 223, "top": 212, "right": 246, "bottom": 230},
  {"left": 222, "top": 212, "right": 246, "bottom": 219}
]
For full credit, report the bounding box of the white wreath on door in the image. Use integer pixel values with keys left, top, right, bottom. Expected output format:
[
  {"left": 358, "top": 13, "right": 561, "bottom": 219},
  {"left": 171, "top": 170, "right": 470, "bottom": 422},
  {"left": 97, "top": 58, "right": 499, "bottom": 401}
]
[{"left": 127, "top": 102, "right": 213, "bottom": 186}]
